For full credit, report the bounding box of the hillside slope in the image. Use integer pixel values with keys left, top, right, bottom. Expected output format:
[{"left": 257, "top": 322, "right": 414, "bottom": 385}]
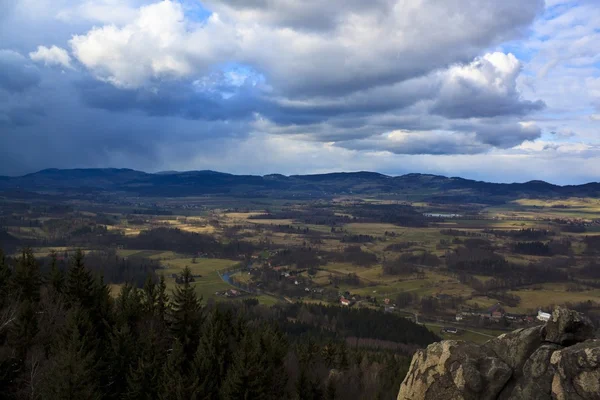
[{"left": 0, "top": 168, "right": 599, "bottom": 202}]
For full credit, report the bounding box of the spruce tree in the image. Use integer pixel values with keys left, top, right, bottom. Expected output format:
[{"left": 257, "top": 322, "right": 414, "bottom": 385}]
[
  {"left": 49, "top": 250, "right": 64, "bottom": 295},
  {"left": 0, "top": 248, "right": 11, "bottom": 307},
  {"left": 8, "top": 300, "right": 39, "bottom": 361},
  {"left": 336, "top": 341, "right": 349, "bottom": 370},
  {"left": 107, "top": 324, "right": 137, "bottom": 399},
  {"left": 65, "top": 250, "right": 95, "bottom": 309},
  {"left": 192, "top": 308, "right": 233, "bottom": 397},
  {"left": 156, "top": 275, "right": 170, "bottom": 325},
  {"left": 325, "top": 377, "right": 337, "bottom": 400},
  {"left": 322, "top": 340, "right": 337, "bottom": 368},
  {"left": 115, "top": 283, "right": 143, "bottom": 330},
  {"left": 170, "top": 267, "right": 202, "bottom": 359},
  {"left": 39, "top": 309, "right": 100, "bottom": 400},
  {"left": 124, "top": 325, "right": 166, "bottom": 400},
  {"left": 221, "top": 326, "right": 287, "bottom": 400},
  {"left": 142, "top": 275, "right": 157, "bottom": 316},
  {"left": 12, "top": 248, "right": 41, "bottom": 303},
  {"left": 159, "top": 340, "right": 198, "bottom": 400},
  {"left": 221, "top": 333, "right": 267, "bottom": 400}
]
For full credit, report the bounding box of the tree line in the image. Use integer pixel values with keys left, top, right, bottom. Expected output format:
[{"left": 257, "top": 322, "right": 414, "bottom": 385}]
[{"left": 0, "top": 248, "right": 435, "bottom": 399}]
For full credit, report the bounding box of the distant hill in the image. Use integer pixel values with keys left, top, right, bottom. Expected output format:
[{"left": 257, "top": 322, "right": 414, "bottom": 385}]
[{"left": 0, "top": 168, "right": 599, "bottom": 203}]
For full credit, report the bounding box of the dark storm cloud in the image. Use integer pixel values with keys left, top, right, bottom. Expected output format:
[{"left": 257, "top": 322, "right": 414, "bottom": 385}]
[
  {"left": 431, "top": 81, "right": 546, "bottom": 119},
  {"left": 76, "top": 78, "right": 265, "bottom": 122},
  {"left": 0, "top": 67, "right": 253, "bottom": 176},
  {"left": 338, "top": 132, "right": 491, "bottom": 155},
  {"left": 0, "top": 0, "right": 553, "bottom": 176},
  {"left": 0, "top": 51, "right": 40, "bottom": 92}
]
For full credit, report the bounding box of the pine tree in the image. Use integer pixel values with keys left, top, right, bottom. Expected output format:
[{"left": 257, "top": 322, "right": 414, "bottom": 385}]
[
  {"left": 124, "top": 325, "right": 166, "bottom": 400},
  {"left": 220, "top": 333, "right": 267, "bottom": 400},
  {"left": 159, "top": 340, "right": 198, "bottom": 400},
  {"left": 142, "top": 275, "right": 157, "bottom": 316},
  {"left": 115, "top": 283, "right": 143, "bottom": 330},
  {"left": 325, "top": 377, "right": 337, "bottom": 400},
  {"left": 170, "top": 267, "right": 202, "bottom": 358},
  {"left": 49, "top": 251, "right": 64, "bottom": 295},
  {"left": 39, "top": 310, "right": 100, "bottom": 399},
  {"left": 336, "top": 341, "right": 349, "bottom": 370},
  {"left": 12, "top": 248, "right": 41, "bottom": 303},
  {"left": 0, "top": 248, "right": 11, "bottom": 307},
  {"left": 295, "top": 365, "right": 323, "bottom": 400},
  {"left": 65, "top": 250, "right": 95, "bottom": 309},
  {"left": 192, "top": 308, "right": 233, "bottom": 398},
  {"left": 107, "top": 324, "right": 137, "bottom": 399},
  {"left": 8, "top": 300, "right": 39, "bottom": 361},
  {"left": 322, "top": 340, "right": 337, "bottom": 368},
  {"left": 156, "top": 275, "right": 170, "bottom": 324}
]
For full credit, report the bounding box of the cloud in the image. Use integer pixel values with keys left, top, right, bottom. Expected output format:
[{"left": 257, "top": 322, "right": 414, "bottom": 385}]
[
  {"left": 69, "top": 1, "right": 237, "bottom": 88},
  {"left": 29, "top": 45, "right": 73, "bottom": 69},
  {"left": 431, "top": 53, "right": 545, "bottom": 118},
  {"left": 65, "top": 0, "right": 544, "bottom": 95},
  {"left": 0, "top": 50, "right": 40, "bottom": 92},
  {"left": 56, "top": 0, "right": 155, "bottom": 25},
  {"left": 1, "top": 0, "right": 597, "bottom": 184},
  {"left": 338, "top": 131, "right": 491, "bottom": 155}
]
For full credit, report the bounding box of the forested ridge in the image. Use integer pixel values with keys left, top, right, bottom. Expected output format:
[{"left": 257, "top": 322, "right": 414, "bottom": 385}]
[{"left": 0, "top": 248, "right": 435, "bottom": 400}]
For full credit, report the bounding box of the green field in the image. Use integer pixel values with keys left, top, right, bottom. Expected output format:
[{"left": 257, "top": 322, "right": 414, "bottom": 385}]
[{"left": 423, "top": 323, "right": 507, "bottom": 344}]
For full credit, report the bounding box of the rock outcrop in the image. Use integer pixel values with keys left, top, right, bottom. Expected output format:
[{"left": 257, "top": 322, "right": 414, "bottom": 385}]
[{"left": 398, "top": 307, "right": 598, "bottom": 400}]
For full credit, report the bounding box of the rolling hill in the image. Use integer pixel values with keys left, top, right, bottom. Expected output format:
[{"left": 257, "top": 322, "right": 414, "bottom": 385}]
[{"left": 0, "top": 168, "right": 599, "bottom": 203}]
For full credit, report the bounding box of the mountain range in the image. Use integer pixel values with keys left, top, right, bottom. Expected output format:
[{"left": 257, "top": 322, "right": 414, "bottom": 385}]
[{"left": 1, "top": 168, "right": 599, "bottom": 203}]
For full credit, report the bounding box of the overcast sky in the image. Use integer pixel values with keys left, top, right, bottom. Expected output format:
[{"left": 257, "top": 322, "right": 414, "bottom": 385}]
[{"left": 0, "top": 0, "right": 599, "bottom": 183}]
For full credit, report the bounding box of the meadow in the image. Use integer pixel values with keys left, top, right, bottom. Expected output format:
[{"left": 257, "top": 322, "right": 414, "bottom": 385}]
[{"left": 3, "top": 193, "right": 600, "bottom": 342}]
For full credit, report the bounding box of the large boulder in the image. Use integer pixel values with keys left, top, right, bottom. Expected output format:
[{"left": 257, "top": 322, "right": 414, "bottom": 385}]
[
  {"left": 398, "top": 308, "right": 598, "bottom": 400},
  {"left": 545, "top": 307, "right": 595, "bottom": 346},
  {"left": 485, "top": 325, "right": 545, "bottom": 375},
  {"left": 550, "top": 340, "right": 600, "bottom": 400},
  {"left": 508, "top": 343, "right": 562, "bottom": 400},
  {"left": 483, "top": 325, "right": 546, "bottom": 399},
  {"left": 397, "top": 340, "right": 512, "bottom": 400}
]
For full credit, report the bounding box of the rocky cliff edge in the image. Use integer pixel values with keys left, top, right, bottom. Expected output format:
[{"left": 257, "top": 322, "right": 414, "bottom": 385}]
[{"left": 398, "top": 307, "right": 599, "bottom": 400}]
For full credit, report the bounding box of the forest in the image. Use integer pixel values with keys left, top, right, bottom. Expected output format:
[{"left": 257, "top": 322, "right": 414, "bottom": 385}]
[{"left": 0, "top": 248, "right": 435, "bottom": 400}]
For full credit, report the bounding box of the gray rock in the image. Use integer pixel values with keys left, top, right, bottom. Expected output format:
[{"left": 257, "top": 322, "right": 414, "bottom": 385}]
[
  {"left": 485, "top": 325, "right": 545, "bottom": 374},
  {"left": 545, "top": 307, "right": 595, "bottom": 346},
  {"left": 398, "top": 308, "right": 599, "bottom": 400},
  {"left": 508, "top": 343, "right": 562, "bottom": 400},
  {"left": 484, "top": 326, "right": 546, "bottom": 399},
  {"left": 550, "top": 340, "right": 600, "bottom": 400},
  {"left": 397, "top": 340, "right": 512, "bottom": 400}
]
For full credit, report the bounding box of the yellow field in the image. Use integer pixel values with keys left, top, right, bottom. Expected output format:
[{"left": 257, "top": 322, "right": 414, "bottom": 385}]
[{"left": 506, "top": 283, "right": 600, "bottom": 313}]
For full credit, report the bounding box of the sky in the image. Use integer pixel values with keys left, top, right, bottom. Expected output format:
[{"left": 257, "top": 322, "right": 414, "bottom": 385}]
[{"left": 0, "top": 0, "right": 599, "bottom": 184}]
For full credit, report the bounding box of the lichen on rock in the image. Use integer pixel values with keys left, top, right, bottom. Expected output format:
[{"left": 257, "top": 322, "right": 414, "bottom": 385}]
[{"left": 398, "top": 307, "right": 598, "bottom": 400}]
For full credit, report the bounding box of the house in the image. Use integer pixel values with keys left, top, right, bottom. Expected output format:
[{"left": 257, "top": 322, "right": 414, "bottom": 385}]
[
  {"left": 455, "top": 313, "right": 464, "bottom": 322},
  {"left": 537, "top": 310, "right": 551, "bottom": 322},
  {"left": 384, "top": 306, "right": 395, "bottom": 313},
  {"left": 384, "top": 298, "right": 391, "bottom": 305},
  {"left": 492, "top": 311, "right": 504, "bottom": 320},
  {"left": 340, "top": 297, "right": 352, "bottom": 306},
  {"left": 485, "top": 303, "right": 506, "bottom": 320},
  {"left": 441, "top": 327, "right": 458, "bottom": 334}
]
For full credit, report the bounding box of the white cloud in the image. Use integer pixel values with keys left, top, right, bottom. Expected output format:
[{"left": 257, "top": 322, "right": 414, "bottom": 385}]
[
  {"left": 29, "top": 45, "right": 73, "bottom": 69},
  {"left": 432, "top": 52, "right": 544, "bottom": 118},
  {"left": 5, "top": 0, "right": 600, "bottom": 183},
  {"left": 70, "top": 0, "right": 237, "bottom": 88},
  {"left": 65, "top": 0, "right": 544, "bottom": 93},
  {"left": 56, "top": 0, "right": 153, "bottom": 25}
]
